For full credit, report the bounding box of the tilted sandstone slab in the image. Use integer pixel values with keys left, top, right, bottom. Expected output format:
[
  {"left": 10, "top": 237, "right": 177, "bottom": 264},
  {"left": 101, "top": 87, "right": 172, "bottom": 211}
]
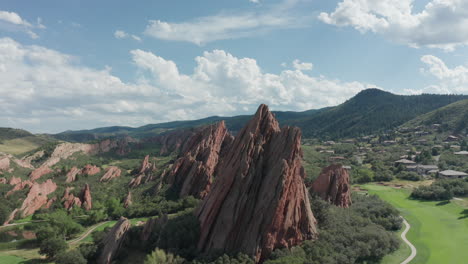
[
  {"left": 19, "top": 179, "right": 57, "bottom": 218},
  {"left": 129, "top": 155, "right": 157, "bottom": 187},
  {"left": 100, "top": 166, "right": 121, "bottom": 182},
  {"left": 65, "top": 167, "right": 81, "bottom": 183},
  {"left": 0, "top": 156, "right": 10, "bottom": 171},
  {"left": 196, "top": 104, "right": 317, "bottom": 263},
  {"left": 98, "top": 217, "right": 131, "bottom": 264},
  {"left": 6, "top": 179, "right": 33, "bottom": 197},
  {"left": 123, "top": 192, "right": 132, "bottom": 208},
  {"left": 311, "top": 164, "right": 352, "bottom": 208},
  {"left": 29, "top": 166, "right": 53, "bottom": 181},
  {"left": 167, "top": 121, "right": 232, "bottom": 199},
  {"left": 3, "top": 208, "right": 19, "bottom": 225},
  {"left": 80, "top": 184, "right": 92, "bottom": 211},
  {"left": 82, "top": 164, "right": 101, "bottom": 175}
]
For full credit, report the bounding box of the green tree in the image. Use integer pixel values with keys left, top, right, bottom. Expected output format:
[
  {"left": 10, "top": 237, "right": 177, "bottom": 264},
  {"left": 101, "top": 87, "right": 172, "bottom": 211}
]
[
  {"left": 55, "top": 250, "right": 87, "bottom": 264},
  {"left": 144, "top": 248, "right": 185, "bottom": 264},
  {"left": 39, "top": 237, "right": 68, "bottom": 259}
]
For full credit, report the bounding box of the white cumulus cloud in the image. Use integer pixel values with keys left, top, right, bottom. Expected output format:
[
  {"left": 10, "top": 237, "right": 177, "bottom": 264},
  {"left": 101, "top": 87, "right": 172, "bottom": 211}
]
[
  {"left": 114, "top": 29, "right": 142, "bottom": 42},
  {"left": 0, "top": 37, "right": 372, "bottom": 133},
  {"left": 319, "top": 0, "right": 468, "bottom": 51},
  {"left": 0, "top": 10, "right": 44, "bottom": 39}
]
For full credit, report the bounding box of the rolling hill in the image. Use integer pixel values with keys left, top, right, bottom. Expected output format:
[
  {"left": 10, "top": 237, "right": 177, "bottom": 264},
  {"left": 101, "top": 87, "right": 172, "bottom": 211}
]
[{"left": 53, "top": 89, "right": 468, "bottom": 141}]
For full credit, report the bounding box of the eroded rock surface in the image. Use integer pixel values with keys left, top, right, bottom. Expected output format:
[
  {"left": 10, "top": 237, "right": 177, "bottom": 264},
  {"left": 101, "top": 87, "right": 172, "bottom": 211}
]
[
  {"left": 167, "top": 121, "right": 232, "bottom": 199},
  {"left": 65, "top": 167, "right": 81, "bottom": 183},
  {"left": 82, "top": 164, "right": 101, "bottom": 175},
  {"left": 81, "top": 184, "right": 92, "bottom": 211},
  {"left": 123, "top": 192, "right": 132, "bottom": 208},
  {"left": 196, "top": 104, "right": 317, "bottom": 263},
  {"left": 129, "top": 155, "right": 157, "bottom": 187},
  {"left": 98, "top": 217, "right": 131, "bottom": 264},
  {"left": 3, "top": 209, "right": 19, "bottom": 225},
  {"left": 6, "top": 179, "right": 33, "bottom": 197},
  {"left": 100, "top": 166, "right": 121, "bottom": 182},
  {"left": 29, "top": 166, "right": 53, "bottom": 181},
  {"left": 19, "top": 179, "right": 57, "bottom": 218},
  {"left": 311, "top": 164, "right": 352, "bottom": 208}
]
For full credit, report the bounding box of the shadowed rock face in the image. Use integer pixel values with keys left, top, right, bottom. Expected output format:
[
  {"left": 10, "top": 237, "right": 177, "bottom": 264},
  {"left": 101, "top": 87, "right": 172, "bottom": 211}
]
[
  {"left": 19, "top": 179, "right": 57, "bottom": 218},
  {"left": 62, "top": 184, "right": 92, "bottom": 211},
  {"left": 196, "top": 104, "right": 317, "bottom": 263},
  {"left": 129, "top": 155, "right": 157, "bottom": 188},
  {"left": 98, "top": 217, "right": 131, "bottom": 264},
  {"left": 311, "top": 164, "right": 351, "bottom": 208},
  {"left": 167, "top": 121, "right": 232, "bottom": 199},
  {"left": 66, "top": 167, "right": 81, "bottom": 183}
]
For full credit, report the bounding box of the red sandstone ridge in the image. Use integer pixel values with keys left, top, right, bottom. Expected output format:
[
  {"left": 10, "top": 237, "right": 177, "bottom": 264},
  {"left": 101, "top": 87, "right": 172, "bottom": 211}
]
[
  {"left": 98, "top": 217, "right": 131, "bottom": 264},
  {"left": 6, "top": 178, "right": 33, "bottom": 197},
  {"left": 166, "top": 121, "right": 232, "bottom": 199},
  {"left": 19, "top": 179, "right": 57, "bottom": 218},
  {"left": 81, "top": 184, "right": 92, "bottom": 211},
  {"left": 100, "top": 166, "right": 121, "bottom": 182},
  {"left": 29, "top": 166, "right": 53, "bottom": 181},
  {"left": 82, "top": 164, "right": 101, "bottom": 175},
  {"left": 311, "top": 164, "right": 352, "bottom": 208},
  {"left": 0, "top": 156, "right": 10, "bottom": 171},
  {"left": 129, "top": 155, "right": 156, "bottom": 188},
  {"left": 65, "top": 167, "right": 81, "bottom": 183},
  {"left": 196, "top": 104, "right": 317, "bottom": 263}
]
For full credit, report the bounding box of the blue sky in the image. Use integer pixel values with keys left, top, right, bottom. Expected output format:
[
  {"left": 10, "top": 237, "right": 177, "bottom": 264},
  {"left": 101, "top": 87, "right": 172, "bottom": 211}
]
[{"left": 1, "top": 0, "right": 468, "bottom": 133}]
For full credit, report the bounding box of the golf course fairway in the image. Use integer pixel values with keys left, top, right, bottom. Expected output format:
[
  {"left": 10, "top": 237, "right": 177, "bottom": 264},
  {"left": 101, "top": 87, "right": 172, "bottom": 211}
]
[{"left": 362, "top": 184, "right": 468, "bottom": 264}]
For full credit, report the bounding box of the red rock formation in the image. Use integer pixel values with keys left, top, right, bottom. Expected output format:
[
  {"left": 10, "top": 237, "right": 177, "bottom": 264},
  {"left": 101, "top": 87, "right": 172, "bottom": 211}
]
[
  {"left": 98, "top": 217, "right": 131, "bottom": 264},
  {"left": 311, "top": 164, "right": 352, "bottom": 208},
  {"left": 66, "top": 167, "right": 81, "bottom": 183},
  {"left": 123, "top": 192, "right": 132, "bottom": 208},
  {"left": 167, "top": 121, "right": 232, "bottom": 199},
  {"left": 3, "top": 208, "right": 18, "bottom": 225},
  {"left": 45, "top": 197, "right": 57, "bottom": 209},
  {"left": 0, "top": 156, "right": 10, "bottom": 171},
  {"left": 196, "top": 104, "right": 317, "bottom": 263},
  {"left": 62, "top": 187, "right": 80, "bottom": 210},
  {"left": 19, "top": 179, "right": 57, "bottom": 218},
  {"left": 82, "top": 164, "right": 101, "bottom": 175},
  {"left": 8, "top": 176, "right": 22, "bottom": 185},
  {"left": 128, "top": 174, "right": 144, "bottom": 188},
  {"left": 100, "top": 166, "right": 121, "bottom": 182},
  {"left": 29, "top": 166, "right": 53, "bottom": 181},
  {"left": 80, "top": 184, "right": 92, "bottom": 211},
  {"left": 0, "top": 177, "right": 6, "bottom": 184},
  {"left": 6, "top": 179, "right": 33, "bottom": 197},
  {"left": 129, "top": 155, "right": 157, "bottom": 188}
]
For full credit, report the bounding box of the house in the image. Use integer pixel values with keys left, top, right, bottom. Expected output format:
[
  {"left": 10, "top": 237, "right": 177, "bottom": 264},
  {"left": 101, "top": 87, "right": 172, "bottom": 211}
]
[
  {"left": 439, "top": 170, "right": 468, "bottom": 179},
  {"left": 383, "top": 140, "right": 397, "bottom": 145},
  {"left": 324, "top": 141, "right": 336, "bottom": 146},
  {"left": 394, "top": 159, "right": 416, "bottom": 165},
  {"left": 406, "top": 164, "right": 439, "bottom": 176},
  {"left": 329, "top": 156, "right": 346, "bottom": 162},
  {"left": 342, "top": 139, "right": 355, "bottom": 144},
  {"left": 454, "top": 151, "right": 468, "bottom": 155}
]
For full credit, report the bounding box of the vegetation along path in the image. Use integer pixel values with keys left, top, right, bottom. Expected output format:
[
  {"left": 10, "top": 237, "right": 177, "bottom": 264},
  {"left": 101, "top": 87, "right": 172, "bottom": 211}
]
[
  {"left": 362, "top": 184, "right": 468, "bottom": 264},
  {"left": 67, "top": 221, "right": 110, "bottom": 245},
  {"left": 400, "top": 217, "right": 417, "bottom": 264}
]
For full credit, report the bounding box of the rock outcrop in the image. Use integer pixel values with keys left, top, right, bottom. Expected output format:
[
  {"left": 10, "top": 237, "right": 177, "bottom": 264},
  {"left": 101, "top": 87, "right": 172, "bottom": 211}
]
[
  {"left": 123, "top": 192, "right": 132, "bottom": 208},
  {"left": 3, "top": 208, "right": 19, "bottom": 225},
  {"left": 100, "top": 166, "right": 121, "bottom": 182},
  {"left": 82, "top": 164, "right": 101, "bottom": 175},
  {"left": 167, "top": 121, "right": 232, "bottom": 199},
  {"left": 129, "top": 155, "right": 157, "bottom": 187},
  {"left": 0, "top": 177, "right": 6, "bottom": 184},
  {"left": 311, "top": 164, "right": 352, "bottom": 208},
  {"left": 196, "top": 104, "right": 317, "bottom": 263},
  {"left": 0, "top": 156, "right": 10, "bottom": 171},
  {"left": 6, "top": 179, "right": 33, "bottom": 197},
  {"left": 29, "top": 166, "right": 53, "bottom": 181},
  {"left": 19, "top": 179, "right": 57, "bottom": 218},
  {"left": 140, "top": 215, "right": 168, "bottom": 242},
  {"left": 98, "top": 217, "right": 131, "bottom": 264},
  {"left": 81, "top": 184, "right": 92, "bottom": 211},
  {"left": 65, "top": 167, "right": 81, "bottom": 183},
  {"left": 62, "top": 184, "right": 92, "bottom": 211}
]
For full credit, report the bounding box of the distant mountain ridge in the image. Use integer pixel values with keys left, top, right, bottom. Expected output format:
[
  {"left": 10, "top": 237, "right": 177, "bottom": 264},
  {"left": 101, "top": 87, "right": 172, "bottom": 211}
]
[{"left": 48, "top": 89, "right": 468, "bottom": 141}]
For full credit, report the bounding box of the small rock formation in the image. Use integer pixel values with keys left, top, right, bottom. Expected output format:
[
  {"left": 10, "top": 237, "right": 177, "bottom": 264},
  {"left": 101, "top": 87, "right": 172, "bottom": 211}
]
[
  {"left": 123, "top": 192, "right": 132, "bottom": 208},
  {"left": 82, "top": 164, "right": 101, "bottom": 175},
  {"left": 196, "top": 104, "right": 317, "bottom": 263},
  {"left": 81, "top": 184, "right": 92, "bottom": 211},
  {"left": 8, "top": 176, "right": 22, "bottom": 185},
  {"left": 0, "top": 156, "right": 10, "bottom": 171},
  {"left": 6, "top": 179, "right": 33, "bottom": 197},
  {"left": 98, "top": 217, "right": 131, "bottom": 264},
  {"left": 0, "top": 177, "right": 7, "bottom": 184},
  {"left": 311, "top": 164, "right": 352, "bottom": 208},
  {"left": 3, "top": 208, "right": 19, "bottom": 225},
  {"left": 19, "top": 179, "right": 57, "bottom": 218},
  {"left": 129, "top": 155, "right": 157, "bottom": 187},
  {"left": 29, "top": 166, "right": 53, "bottom": 181},
  {"left": 62, "top": 184, "right": 92, "bottom": 211},
  {"left": 100, "top": 166, "right": 121, "bottom": 182},
  {"left": 167, "top": 121, "right": 232, "bottom": 199},
  {"left": 65, "top": 167, "right": 81, "bottom": 183}
]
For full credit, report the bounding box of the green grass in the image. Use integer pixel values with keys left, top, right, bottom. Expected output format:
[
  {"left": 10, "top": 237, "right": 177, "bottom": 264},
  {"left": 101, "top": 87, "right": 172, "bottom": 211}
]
[
  {"left": 362, "top": 184, "right": 468, "bottom": 264},
  {"left": 0, "top": 254, "right": 27, "bottom": 264},
  {"left": 0, "top": 137, "right": 47, "bottom": 156}
]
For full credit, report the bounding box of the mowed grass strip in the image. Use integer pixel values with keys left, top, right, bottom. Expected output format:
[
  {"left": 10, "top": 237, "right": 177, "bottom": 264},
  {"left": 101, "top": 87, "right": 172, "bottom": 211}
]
[
  {"left": 0, "top": 254, "right": 26, "bottom": 264},
  {"left": 362, "top": 184, "right": 468, "bottom": 264}
]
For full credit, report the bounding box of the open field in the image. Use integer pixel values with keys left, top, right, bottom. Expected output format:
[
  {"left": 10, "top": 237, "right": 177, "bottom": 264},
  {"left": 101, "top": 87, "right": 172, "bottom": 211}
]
[
  {"left": 361, "top": 184, "right": 468, "bottom": 264},
  {"left": 0, "top": 137, "right": 46, "bottom": 156}
]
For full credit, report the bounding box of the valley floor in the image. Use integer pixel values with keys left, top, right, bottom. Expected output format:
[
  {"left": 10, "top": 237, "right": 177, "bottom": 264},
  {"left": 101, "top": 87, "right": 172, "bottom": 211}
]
[{"left": 361, "top": 184, "right": 468, "bottom": 264}]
